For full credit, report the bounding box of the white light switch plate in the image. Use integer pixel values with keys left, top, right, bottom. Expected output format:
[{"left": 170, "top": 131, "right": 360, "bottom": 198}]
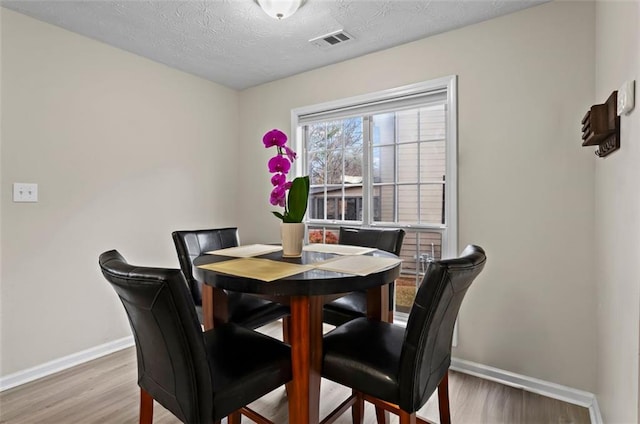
[
  {"left": 617, "top": 80, "right": 635, "bottom": 116},
  {"left": 13, "top": 183, "right": 38, "bottom": 202}
]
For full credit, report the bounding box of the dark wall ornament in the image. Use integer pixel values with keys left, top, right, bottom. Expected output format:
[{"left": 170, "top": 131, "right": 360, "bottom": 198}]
[{"left": 581, "top": 91, "right": 620, "bottom": 158}]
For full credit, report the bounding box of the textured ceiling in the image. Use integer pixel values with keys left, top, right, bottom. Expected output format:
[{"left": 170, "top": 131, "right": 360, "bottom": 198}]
[{"left": 1, "top": 0, "right": 547, "bottom": 90}]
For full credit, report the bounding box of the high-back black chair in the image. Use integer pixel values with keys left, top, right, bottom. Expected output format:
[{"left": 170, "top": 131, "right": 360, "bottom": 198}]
[
  {"left": 321, "top": 245, "right": 486, "bottom": 424},
  {"left": 99, "top": 250, "right": 292, "bottom": 424},
  {"left": 172, "top": 228, "right": 290, "bottom": 332},
  {"left": 323, "top": 227, "right": 405, "bottom": 326}
]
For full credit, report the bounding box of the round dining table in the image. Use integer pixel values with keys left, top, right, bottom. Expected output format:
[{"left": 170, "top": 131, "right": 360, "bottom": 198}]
[{"left": 194, "top": 248, "right": 401, "bottom": 424}]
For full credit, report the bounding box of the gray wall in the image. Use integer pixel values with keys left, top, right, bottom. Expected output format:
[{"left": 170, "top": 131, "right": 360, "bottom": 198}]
[
  {"left": 0, "top": 9, "right": 239, "bottom": 375},
  {"left": 594, "top": 1, "right": 640, "bottom": 422}
]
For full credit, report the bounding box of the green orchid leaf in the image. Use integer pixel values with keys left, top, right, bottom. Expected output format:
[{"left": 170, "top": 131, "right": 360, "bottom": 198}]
[
  {"left": 286, "top": 176, "right": 310, "bottom": 223},
  {"left": 272, "top": 211, "right": 285, "bottom": 221}
]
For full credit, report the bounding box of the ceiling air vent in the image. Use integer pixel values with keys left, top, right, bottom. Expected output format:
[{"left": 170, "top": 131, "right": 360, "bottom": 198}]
[{"left": 309, "top": 30, "right": 354, "bottom": 49}]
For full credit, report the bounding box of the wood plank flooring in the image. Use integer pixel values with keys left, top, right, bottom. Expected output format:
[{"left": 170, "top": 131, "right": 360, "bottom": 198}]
[{"left": 0, "top": 322, "right": 590, "bottom": 424}]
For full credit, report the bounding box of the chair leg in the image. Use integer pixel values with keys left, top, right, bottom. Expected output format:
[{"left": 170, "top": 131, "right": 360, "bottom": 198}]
[
  {"left": 139, "top": 388, "right": 153, "bottom": 424},
  {"left": 227, "top": 410, "right": 242, "bottom": 424},
  {"left": 281, "top": 316, "right": 292, "bottom": 398},
  {"left": 351, "top": 391, "right": 364, "bottom": 424},
  {"left": 375, "top": 406, "right": 389, "bottom": 424},
  {"left": 398, "top": 410, "right": 417, "bottom": 424},
  {"left": 437, "top": 372, "right": 451, "bottom": 424}
]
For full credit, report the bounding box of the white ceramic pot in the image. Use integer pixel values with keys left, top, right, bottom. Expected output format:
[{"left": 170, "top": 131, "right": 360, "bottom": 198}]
[{"left": 280, "top": 222, "right": 305, "bottom": 258}]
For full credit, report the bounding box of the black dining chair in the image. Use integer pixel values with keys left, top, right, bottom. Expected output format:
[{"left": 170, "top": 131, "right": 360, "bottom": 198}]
[
  {"left": 323, "top": 227, "right": 405, "bottom": 326},
  {"left": 321, "top": 245, "right": 486, "bottom": 424},
  {"left": 172, "top": 228, "right": 290, "bottom": 335},
  {"left": 99, "top": 250, "right": 292, "bottom": 424}
]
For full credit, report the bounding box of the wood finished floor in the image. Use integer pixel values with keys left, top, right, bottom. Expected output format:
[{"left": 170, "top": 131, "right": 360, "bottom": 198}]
[{"left": 0, "top": 322, "right": 590, "bottom": 424}]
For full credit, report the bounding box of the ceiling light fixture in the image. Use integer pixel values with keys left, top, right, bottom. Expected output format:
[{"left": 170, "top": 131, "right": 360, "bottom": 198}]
[{"left": 256, "top": 0, "right": 303, "bottom": 20}]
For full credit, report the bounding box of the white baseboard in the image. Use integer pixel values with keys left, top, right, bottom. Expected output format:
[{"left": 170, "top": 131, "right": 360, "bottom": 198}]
[
  {"left": 451, "top": 357, "right": 603, "bottom": 424},
  {"left": 0, "top": 336, "right": 134, "bottom": 392}
]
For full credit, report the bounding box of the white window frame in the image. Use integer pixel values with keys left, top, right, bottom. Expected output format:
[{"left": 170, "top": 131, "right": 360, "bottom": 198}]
[{"left": 291, "top": 76, "right": 458, "bottom": 260}]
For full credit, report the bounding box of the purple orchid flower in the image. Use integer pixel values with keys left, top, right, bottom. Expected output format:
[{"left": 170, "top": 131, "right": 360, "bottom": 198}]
[
  {"left": 271, "top": 173, "right": 286, "bottom": 186},
  {"left": 263, "top": 129, "right": 288, "bottom": 148},
  {"left": 270, "top": 185, "right": 286, "bottom": 207},
  {"left": 268, "top": 155, "right": 291, "bottom": 174},
  {"left": 283, "top": 145, "right": 297, "bottom": 162}
]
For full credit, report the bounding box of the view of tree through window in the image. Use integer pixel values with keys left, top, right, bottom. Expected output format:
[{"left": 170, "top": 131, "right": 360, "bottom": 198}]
[
  {"left": 307, "top": 118, "right": 363, "bottom": 185},
  {"left": 307, "top": 118, "right": 364, "bottom": 221}
]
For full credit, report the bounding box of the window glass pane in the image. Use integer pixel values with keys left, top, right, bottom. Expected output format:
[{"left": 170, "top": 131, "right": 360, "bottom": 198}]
[
  {"left": 372, "top": 113, "right": 395, "bottom": 146},
  {"left": 307, "top": 123, "right": 327, "bottom": 151},
  {"left": 418, "top": 232, "right": 442, "bottom": 263},
  {"left": 325, "top": 193, "right": 340, "bottom": 220},
  {"left": 345, "top": 197, "right": 358, "bottom": 220},
  {"left": 419, "top": 104, "right": 446, "bottom": 141},
  {"left": 308, "top": 226, "right": 339, "bottom": 244},
  {"left": 372, "top": 146, "right": 395, "bottom": 184},
  {"left": 396, "top": 244, "right": 418, "bottom": 312},
  {"left": 398, "top": 185, "right": 418, "bottom": 222},
  {"left": 420, "top": 184, "right": 444, "bottom": 224},
  {"left": 395, "top": 277, "right": 417, "bottom": 314},
  {"left": 372, "top": 185, "right": 395, "bottom": 222},
  {"left": 308, "top": 226, "right": 323, "bottom": 243},
  {"left": 397, "top": 109, "right": 419, "bottom": 143},
  {"left": 399, "top": 231, "right": 419, "bottom": 276},
  {"left": 309, "top": 190, "right": 325, "bottom": 220},
  {"left": 419, "top": 140, "right": 445, "bottom": 182},
  {"left": 341, "top": 118, "right": 364, "bottom": 150},
  {"left": 344, "top": 149, "right": 363, "bottom": 182},
  {"left": 326, "top": 150, "right": 344, "bottom": 184},
  {"left": 308, "top": 150, "right": 326, "bottom": 185},
  {"left": 398, "top": 143, "right": 418, "bottom": 183},
  {"left": 343, "top": 188, "right": 364, "bottom": 221},
  {"left": 308, "top": 118, "right": 363, "bottom": 185}
]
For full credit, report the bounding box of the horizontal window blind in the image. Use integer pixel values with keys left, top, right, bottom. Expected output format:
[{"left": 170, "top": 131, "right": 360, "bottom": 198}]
[{"left": 297, "top": 89, "right": 447, "bottom": 125}]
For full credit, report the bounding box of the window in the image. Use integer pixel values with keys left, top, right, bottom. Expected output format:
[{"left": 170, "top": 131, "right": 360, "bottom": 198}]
[{"left": 293, "top": 76, "right": 457, "bottom": 322}]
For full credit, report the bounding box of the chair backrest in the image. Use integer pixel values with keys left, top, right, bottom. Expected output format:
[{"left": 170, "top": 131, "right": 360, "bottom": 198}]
[
  {"left": 398, "top": 245, "right": 486, "bottom": 413},
  {"left": 172, "top": 228, "right": 240, "bottom": 306},
  {"left": 99, "top": 250, "right": 213, "bottom": 423},
  {"left": 339, "top": 227, "right": 406, "bottom": 256}
]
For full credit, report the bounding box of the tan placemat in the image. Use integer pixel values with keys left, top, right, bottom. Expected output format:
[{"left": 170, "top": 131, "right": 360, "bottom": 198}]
[
  {"left": 206, "top": 244, "right": 283, "bottom": 258},
  {"left": 313, "top": 255, "right": 402, "bottom": 276},
  {"left": 197, "top": 258, "right": 313, "bottom": 282},
  {"left": 302, "top": 243, "right": 377, "bottom": 255}
]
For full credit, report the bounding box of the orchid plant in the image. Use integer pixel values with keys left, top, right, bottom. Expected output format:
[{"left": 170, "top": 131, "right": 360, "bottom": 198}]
[{"left": 263, "top": 129, "right": 310, "bottom": 223}]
